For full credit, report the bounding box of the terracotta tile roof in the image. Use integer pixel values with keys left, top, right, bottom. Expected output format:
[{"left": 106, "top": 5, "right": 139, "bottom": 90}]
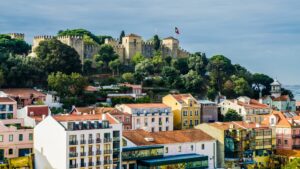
[
  {"left": 296, "top": 101, "right": 300, "bottom": 107},
  {"left": 273, "top": 95, "right": 290, "bottom": 101},
  {"left": 276, "top": 149, "right": 300, "bottom": 158},
  {"left": 209, "top": 121, "right": 269, "bottom": 131},
  {"left": 123, "top": 129, "right": 214, "bottom": 146},
  {"left": 0, "top": 97, "right": 16, "bottom": 103},
  {"left": 1, "top": 88, "right": 46, "bottom": 99},
  {"left": 27, "top": 105, "right": 49, "bottom": 117},
  {"left": 171, "top": 94, "right": 195, "bottom": 102},
  {"left": 73, "top": 107, "right": 127, "bottom": 116},
  {"left": 262, "top": 111, "right": 292, "bottom": 127},
  {"left": 123, "top": 103, "right": 170, "bottom": 109},
  {"left": 84, "top": 86, "right": 98, "bottom": 92},
  {"left": 234, "top": 99, "right": 269, "bottom": 109},
  {"left": 119, "top": 83, "right": 142, "bottom": 89}
]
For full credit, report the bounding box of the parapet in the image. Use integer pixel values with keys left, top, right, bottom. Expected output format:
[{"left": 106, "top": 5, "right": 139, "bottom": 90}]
[
  {"left": 57, "top": 35, "right": 83, "bottom": 40},
  {"left": 8, "top": 33, "right": 25, "bottom": 39},
  {"left": 33, "top": 35, "right": 55, "bottom": 40}
]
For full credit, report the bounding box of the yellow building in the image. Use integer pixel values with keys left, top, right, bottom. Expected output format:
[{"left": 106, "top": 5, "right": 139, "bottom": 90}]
[{"left": 162, "top": 94, "right": 201, "bottom": 130}]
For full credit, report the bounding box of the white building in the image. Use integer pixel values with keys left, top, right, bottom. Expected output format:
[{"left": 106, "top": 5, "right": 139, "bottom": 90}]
[
  {"left": 34, "top": 113, "right": 122, "bottom": 169},
  {"left": 44, "top": 92, "right": 62, "bottom": 108},
  {"left": 17, "top": 105, "right": 50, "bottom": 127},
  {"left": 122, "top": 129, "right": 217, "bottom": 169},
  {"left": 219, "top": 96, "right": 271, "bottom": 123},
  {"left": 116, "top": 103, "right": 173, "bottom": 132}
]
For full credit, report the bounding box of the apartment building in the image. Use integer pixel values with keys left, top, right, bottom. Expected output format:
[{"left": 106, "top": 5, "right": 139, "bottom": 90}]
[
  {"left": 116, "top": 103, "right": 173, "bottom": 132},
  {"left": 122, "top": 129, "right": 216, "bottom": 169},
  {"left": 219, "top": 96, "right": 271, "bottom": 123},
  {"left": 162, "top": 94, "right": 201, "bottom": 130},
  {"left": 34, "top": 113, "right": 122, "bottom": 169},
  {"left": 0, "top": 97, "right": 33, "bottom": 163},
  {"left": 198, "top": 100, "right": 218, "bottom": 123}
]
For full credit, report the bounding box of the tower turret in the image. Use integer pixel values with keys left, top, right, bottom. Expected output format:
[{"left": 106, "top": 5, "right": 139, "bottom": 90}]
[{"left": 270, "top": 79, "right": 281, "bottom": 98}]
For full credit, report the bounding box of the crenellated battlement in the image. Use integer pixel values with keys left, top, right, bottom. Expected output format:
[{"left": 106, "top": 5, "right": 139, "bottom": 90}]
[
  {"left": 8, "top": 33, "right": 25, "bottom": 39},
  {"left": 57, "top": 35, "right": 83, "bottom": 40},
  {"left": 34, "top": 35, "right": 55, "bottom": 40}
]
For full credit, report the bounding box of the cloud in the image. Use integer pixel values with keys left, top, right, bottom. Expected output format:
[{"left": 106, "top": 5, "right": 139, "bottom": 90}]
[{"left": 1, "top": 0, "right": 300, "bottom": 84}]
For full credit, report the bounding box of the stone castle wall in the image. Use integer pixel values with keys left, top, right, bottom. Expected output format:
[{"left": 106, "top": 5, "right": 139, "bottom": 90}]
[{"left": 8, "top": 33, "right": 25, "bottom": 40}]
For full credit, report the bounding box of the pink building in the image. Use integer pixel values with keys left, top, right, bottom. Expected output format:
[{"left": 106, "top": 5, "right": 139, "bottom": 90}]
[
  {"left": 0, "top": 88, "right": 46, "bottom": 108},
  {"left": 0, "top": 97, "right": 33, "bottom": 163}
]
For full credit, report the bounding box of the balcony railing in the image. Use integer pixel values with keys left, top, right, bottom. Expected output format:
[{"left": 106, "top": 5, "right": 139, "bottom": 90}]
[
  {"left": 69, "top": 164, "right": 78, "bottom": 168},
  {"left": 88, "top": 162, "right": 94, "bottom": 166},
  {"left": 88, "top": 151, "right": 94, "bottom": 156},
  {"left": 88, "top": 139, "right": 94, "bottom": 144},
  {"left": 104, "top": 150, "right": 112, "bottom": 154},
  {"left": 104, "top": 160, "right": 112, "bottom": 165},
  {"left": 104, "top": 138, "right": 112, "bottom": 143},
  {"left": 293, "top": 145, "right": 300, "bottom": 149},
  {"left": 80, "top": 140, "right": 86, "bottom": 144},
  {"left": 96, "top": 138, "right": 101, "bottom": 143},
  {"left": 96, "top": 150, "right": 101, "bottom": 155},
  {"left": 69, "top": 140, "right": 78, "bottom": 145},
  {"left": 80, "top": 152, "right": 86, "bottom": 156},
  {"left": 96, "top": 161, "right": 101, "bottom": 166},
  {"left": 80, "top": 162, "right": 86, "bottom": 167},
  {"left": 69, "top": 152, "right": 78, "bottom": 157}
]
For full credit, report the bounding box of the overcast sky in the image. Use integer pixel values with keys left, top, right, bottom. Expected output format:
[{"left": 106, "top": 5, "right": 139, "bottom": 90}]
[{"left": 1, "top": 0, "right": 300, "bottom": 84}]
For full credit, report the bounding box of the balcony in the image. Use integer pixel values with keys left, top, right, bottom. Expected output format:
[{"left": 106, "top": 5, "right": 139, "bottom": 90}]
[
  {"left": 69, "top": 140, "right": 78, "bottom": 145},
  {"left": 96, "top": 161, "right": 101, "bottom": 166},
  {"left": 96, "top": 150, "right": 101, "bottom": 155},
  {"left": 69, "top": 152, "right": 78, "bottom": 158},
  {"left": 88, "top": 139, "right": 94, "bottom": 144},
  {"left": 104, "top": 138, "right": 112, "bottom": 143},
  {"left": 69, "top": 164, "right": 78, "bottom": 168},
  {"left": 96, "top": 138, "right": 101, "bottom": 143},
  {"left": 80, "top": 152, "right": 86, "bottom": 156},
  {"left": 88, "top": 162, "right": 94, "bottom": 167},
  {"left": 80, "top": 162, "right": 86, "bottom": 167},
  {"left": 80, "top": 139, "right": 86, "bottom": 144},
  {"left": 113, "top": 137, "right": 120, "bottom": 142},
  {"left": 293, "top": 145, "right": 300, "bottom": 149},
  {"left": 104, "top": 150, "right": 112, "bottom": 154},
  {"left": 293, "top": 134, "right": 300, "bottom": 138},
  {"left": 104, "top": 160, "right": 112, "bottom": 165},
  {"left": 88, "top": 151, "right": 94, "bottom": 156}
]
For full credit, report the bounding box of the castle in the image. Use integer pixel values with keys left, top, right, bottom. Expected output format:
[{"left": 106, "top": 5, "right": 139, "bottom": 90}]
[
  {"left": 105, "top": 33, "right": 189, "bottom": 63},
  {"left": 8, "top": 33, "right": 189, "bottom": 64}
]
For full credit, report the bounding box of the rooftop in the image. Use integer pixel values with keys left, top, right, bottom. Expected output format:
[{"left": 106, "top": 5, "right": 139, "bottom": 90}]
[
  {"left": 261, "top": 111, "right": 292, "bottom": 128},
  {"left": 297, "top": 101, "right": 300, "bottom": 107},
  {"left": 171, "top": 94, "right": 195, "bottom": 103},
  {"left": 122, "top": 103, "right": 170, "bottom": 109},
  {"left": 139, "top": 154, "right": 207, "bottom": 166},
  {"left": 209, "top": 121, "right": 269, "bottom": 131},
  {"left": 276, "top": 149, "right": 300, "bottom": 158},
  {"left": 163, "top": 36, "right": 178, "bottom": 41},
  {"left": 0, "top": 97, "right": 16, "bottom": 103},
  {"left": 27, "top": 105, "right": 49, "bottom": 117},
  {"left": 227, "top": 99, "right": 269, "bottom": 109},
  {"left": 125, "top": 33, "right": 141, "bottom": 37},
  {"left": 123, "top": 129, "right": 214, "bottom": 146},
  {"left": 73, "top": 107, "right": 128, "bottom": 116},
  {"left": 1, "top": 88, "right": 46, "bottom": 99},
  {"left": 53, "top": 114, "right": 119, "bottom": 124}
]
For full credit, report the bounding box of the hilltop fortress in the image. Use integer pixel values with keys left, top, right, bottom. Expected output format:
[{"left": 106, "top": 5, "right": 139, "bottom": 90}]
[{"left": 9, "top": 33, "right": 189, "bottom": 64}]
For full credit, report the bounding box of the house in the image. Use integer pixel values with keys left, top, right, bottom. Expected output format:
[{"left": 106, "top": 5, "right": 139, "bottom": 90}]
[
  {"left": 122, "top": 129, "right": 216, "bottom": 169},
  {"left": 219, "top": 96, "right": 271, "bottom": 123},
  {"left": 71, "top": 106, "right": 132, "bottom": 130},
  {"left": 198, "top": 100, "right": 218, "bottom": 123},
  {"left": 260, "top": 79, "right": 296, "bottom": 112},
  {"left": 196, "top": 121, "right": 275, "bottom": 169},
  {"left": 116, "top": 103, "right": 173, "bottom": 132},
  {"left": 17, "top": 105, "right": 50, "bottom": 127},
  {"left": 162, "top": 94, "right": 201, "bottom": 130},
  {"left": 0, "top": 97, "right": 33, "bottom": 163},
  {"left": 44, "top": 92, "right": 62, "bottom": 108},
  {"left": 0, "top": 88, "right": 46, "bottom": 108},
  {"left": 34, "top": 113, "right": 122, "bottom": 169}
]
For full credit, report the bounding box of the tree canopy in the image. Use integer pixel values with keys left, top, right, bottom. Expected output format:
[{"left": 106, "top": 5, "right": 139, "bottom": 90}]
[
  {"left": 0, "top": 34, "right": 30, "bottom": 54},
  {"left": 224, "top": 109, "right": 243, "bottom": 122}
]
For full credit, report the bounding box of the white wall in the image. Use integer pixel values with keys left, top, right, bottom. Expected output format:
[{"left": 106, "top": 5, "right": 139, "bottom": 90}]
[{"left": 34, "top": 116, "right": 67, "bottom": 169}]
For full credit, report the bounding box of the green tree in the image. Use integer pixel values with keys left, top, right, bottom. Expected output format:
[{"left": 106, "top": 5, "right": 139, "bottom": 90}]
[
  {"left": 0, "top": 34, "right": 30, "bottom": 54},
  {"left": 188, "top": 52, "right": 208, "bottom": 76},
  {"left": 0, "top": 70, "right": 5, "bottom": 87},
  {"left": 233, "top": 77, "right": 252, "bottom": 96},
  {"left": 182, "top": 70, "right": 207, "bottom": 96},
  {"left": 282, "top": 158, "right": 300, "bottom": 169},
  {"left": 122, "top": 72, "right": 134, "bottom": 83},
  {"left": 171, "top": 58, "right": 189, "bottom": 74},
  {"left": 135, "top": 59, "right": 154, "bottom": 76},
  {"left": 119, "top": 30, "right": 125, "bottom": 44},
  {"left": 164, "top": 56, "right": 173, "bottom": 66},
  {"left": 233, "top": 64, "right": 252, "bottom": 82},
  {"left": 252, "top": 73, "right": 274, "bottom": 98},
  {"left": 152, "top": 52, "right": 163, "bottom": 73},
  {"left": 153, "top": 35, "right": 160, "bottom": 50},
  {"left": 58, "top": 29, "right": 102, "bottom": 44},
  {"left": 224, "top": 109, "right": 243, "bottom": 122},
  {"left": 83, "top": 59, "right": 94, "bottom": 75},
  {"left": 35, "top": 39, "right": 82, "bottom": 74},
  {"left": 94, "top": 44, "right": 119, "bottom": 71},
  {"left": 161, "top": 66, "right": 179, "bottom": 87},
  {"left": 282, "top": 88, "right": 294, "bottom": 99},
  {"left": 97, "top": 35, "right": 112, "bottom": 45},
  {"left": 131, "top": 52, "right": 145, "bottom": 65},
  {"left": 109, "top": 59, "right": 121, "bottom": 76},
  {"left": 48, "top": 72, "right": 88, "bottom": 97}
]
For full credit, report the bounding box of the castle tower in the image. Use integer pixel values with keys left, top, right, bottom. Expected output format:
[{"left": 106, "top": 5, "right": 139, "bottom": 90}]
[
  {"left": 270, "top": 79, "right": 281, "bottom": 98},
  {"left": 122, "top": 34, "right": 142, "bottom": 63},
  {"left": 8, "top": 33, "right": 25, "bottom": 40},
  {"left": 57, "top": 36, "right": 84, "bottom": 64},
  {"left": 32, "top": 35, "right": 54, "bottom": 53},
  {"left": 162, "top": 37, "right": 179, "bottom": 58}
]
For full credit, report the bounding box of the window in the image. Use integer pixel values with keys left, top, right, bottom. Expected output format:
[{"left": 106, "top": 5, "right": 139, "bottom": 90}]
[
  {"left": 151, "top": 128, "right": 154, "bottom": 132},
  {"left": 284, "top": 140, "right": 288, "bottom": 145},
  {"left": 202, "top": 144, "right": 205, "bottom": 150},
  {"left": 183, "top": 111, "right": 187, "bottom": 116},
  {"left": 9, "top": 149, "right": 13, "bottom": 155},
  {"left": 190, "top": 111, "right": 193, "bottom": 116},
  {"left": 165, "top": 147, "right": 168, "bottom": 153},
  {"left": 0, "top": 135, "right": 3, "bottom": 142},
  {"left": 195, "top": 111, "right": 199, "bottom": 116},
  {"left": 166, "top": 127, "right": 169, "bottom": 131},
  {"left": 190, "top": 120, "right": 193, "bottom": 126},
  {"left": 145, "top": 118, "right": 148, "bottom": 126},
  {"left": 277, "top": 139, "right": 281, "bottom": 145},
  {"left": 151, "top": 118, "right": 155, "bottom": 122},
  {"left": 19, "top": 134, "right": 23, "bottom": 141},
  {"left": 190, "top": 145, "right": 194, "bottom": 151},
  {"left": 29, "top": 133, "right": 33, "bottom": 141},
  {"left": 0, "top": 104, "right": 6, "bottom": 111},
  {"left": 159, "top": 127, "right": 162, "bottom": 131},
  {"left": 195, "top": 120, "right": 199, "bottom": 125},
  {"left": 166, "top": 117, "right": 169, "bottom": 123},
  {"left": 8, "top": 105, "right": 13, "bottom": 111},
  {"left": 9, "top": 134, "right": 13, "bottom": 142},
  {"left": 178, "top": 146, "right": 182, "bottom": 152}
]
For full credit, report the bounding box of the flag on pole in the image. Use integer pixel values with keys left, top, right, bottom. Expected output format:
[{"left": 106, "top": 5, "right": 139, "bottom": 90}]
[{"left": 175, "top": 27, "right": 180, "bottom": 34}]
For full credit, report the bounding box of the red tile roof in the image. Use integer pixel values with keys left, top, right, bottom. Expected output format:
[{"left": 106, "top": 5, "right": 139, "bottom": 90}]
[
  {"left": 1, "top": 88, "right": 46, "bottom": 99},
  {"left": 209, "top": 121, "right": 269, "bottom": 131},
  {"left": 236, "top": 99, "right": 269, "bottom": 109},
  {"left": 276, "top": 149, "right": 300, "bottom": 158},
  {"left": 123, "top": 103, "right": 169, "bottom": 109},
  {"left": 84, "top": 86, "right": 98, "bottom": 92},
  {"left": 123, "top": 129, "right": 214, "bottom": 146},
  {"left": 27, "top": 105, "right": 49, "bottom": 117},
  {"left": 262, "top": 111, "right": 291, "bottom": 128},
  {"left": 171, "top": 94, "right": 194, "bottom": 102},
  {"left": 0, "top": 97, "right": 16, "bottom": 103}
]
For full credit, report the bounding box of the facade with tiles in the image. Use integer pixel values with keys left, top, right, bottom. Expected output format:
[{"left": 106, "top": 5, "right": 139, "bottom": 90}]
[
  {"left": 0, "top": 97, "right": 33, "bottom": 163},
  {"left": 162, "top": 94, "right": 201, "bottom": 130},
  {"left": 116, "top": 104, "right": 173, "bottom": 132},
  {"left": 34, "top": 113, "right": 122, "bottom": 169}
]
